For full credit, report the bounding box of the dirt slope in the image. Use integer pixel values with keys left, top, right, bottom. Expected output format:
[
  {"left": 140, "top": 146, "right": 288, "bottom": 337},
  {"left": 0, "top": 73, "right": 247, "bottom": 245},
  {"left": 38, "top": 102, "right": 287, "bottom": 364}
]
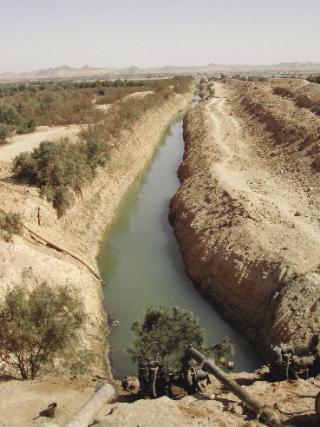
[{"left": 170, "top": 81, "right": 320, "bottom": 350}]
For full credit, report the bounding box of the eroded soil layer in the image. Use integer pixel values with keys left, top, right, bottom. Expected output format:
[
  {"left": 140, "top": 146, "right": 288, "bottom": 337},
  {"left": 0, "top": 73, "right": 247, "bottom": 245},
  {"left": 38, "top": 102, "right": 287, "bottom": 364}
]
[{"left": 170, "top": 81, "right": 320, "bottom": 351}]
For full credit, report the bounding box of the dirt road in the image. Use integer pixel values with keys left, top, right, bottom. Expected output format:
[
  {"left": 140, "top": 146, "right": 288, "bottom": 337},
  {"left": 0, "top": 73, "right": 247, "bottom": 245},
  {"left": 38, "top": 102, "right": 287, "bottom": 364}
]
[{"left": 0, "top": 124, "right": 82, "bottom": 162}]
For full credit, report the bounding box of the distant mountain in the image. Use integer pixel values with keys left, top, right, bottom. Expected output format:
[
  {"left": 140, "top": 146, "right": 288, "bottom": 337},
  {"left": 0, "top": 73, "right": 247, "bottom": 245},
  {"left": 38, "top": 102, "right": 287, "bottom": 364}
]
[{"left": 1, "top": 62, "right": 320, "bottom": 82}]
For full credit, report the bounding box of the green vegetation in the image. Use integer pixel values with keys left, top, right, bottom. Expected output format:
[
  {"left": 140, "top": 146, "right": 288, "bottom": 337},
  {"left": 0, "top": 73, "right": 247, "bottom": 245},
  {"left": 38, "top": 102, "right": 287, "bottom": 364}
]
[
  {"left": 0, "top": 85, "right": 102, "bottom": 143},
  {"left": 0, "top": 77, "right": 192, "bottom": 144},
  {"left": 307, "top": 75, "right": 320, "bottom": 84},
  {"left": 83, "top": 76, "right": 193, "bottom": 141},
  {"left": 198, "top": 78, "right": 215, "bottom": 100},
  {"left": 208, "top": 83, "right": 215, "bottom": 97},
  {"left": 10, "top": 77, "right": 193, "bottom": 216},
  {"left": 0, "top": 283, "right": 86, "bottom": 379},
  {"left": 128, "top": 306, "right": 234, "bottom": 370},
  {"left": 199, "top": 90, "right": 206, "bottom": 100},
  {"left": 0, "top": 211, "right": 22, "bottom": 241},
  {"left": 12, "top": 137, "right": 109, "bottom": 216}
]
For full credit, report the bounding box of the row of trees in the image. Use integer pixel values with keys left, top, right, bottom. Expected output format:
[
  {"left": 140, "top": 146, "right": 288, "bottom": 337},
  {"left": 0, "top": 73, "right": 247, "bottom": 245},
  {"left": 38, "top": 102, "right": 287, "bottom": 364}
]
[
  {"left": 0, "top": 85, "right": 102, "bottom": 144},
  {"left": 0, "top": 76, "right": 193, "bottom": 144},
  {"left": 0, "top": 76, "right": 191, "bottom": 97},
  {"left": 0, "top": 79, "right": 146, "bottom": 97}
]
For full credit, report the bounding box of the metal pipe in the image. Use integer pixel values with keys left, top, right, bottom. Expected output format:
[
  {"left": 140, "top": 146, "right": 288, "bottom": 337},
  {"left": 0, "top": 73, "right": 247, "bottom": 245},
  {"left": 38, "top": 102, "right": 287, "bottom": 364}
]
[{"left": 186, "top": 347, "right": 283, "bottom": 427}]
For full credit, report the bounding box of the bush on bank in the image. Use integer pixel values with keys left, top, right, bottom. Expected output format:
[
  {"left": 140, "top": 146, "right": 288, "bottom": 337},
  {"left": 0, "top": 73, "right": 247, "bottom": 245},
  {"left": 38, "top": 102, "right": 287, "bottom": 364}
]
[
  {"left": 12, "top": 137, "right": 109, "bottom": 216},
  {"left": 0, "top": 284, "right": 87, "bottom": 379},
  {"left": 307, "top": 74, "right": 320, "bottom": 84},
  {"left": 128, "top": 306, "right": 234, "bottom": 370}
]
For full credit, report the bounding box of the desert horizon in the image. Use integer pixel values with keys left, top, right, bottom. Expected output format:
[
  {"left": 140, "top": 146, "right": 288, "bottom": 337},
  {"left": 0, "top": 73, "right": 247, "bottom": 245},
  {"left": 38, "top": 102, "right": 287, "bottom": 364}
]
[{"left": 1, "top": 61, "right": 320, "bottom": 82}]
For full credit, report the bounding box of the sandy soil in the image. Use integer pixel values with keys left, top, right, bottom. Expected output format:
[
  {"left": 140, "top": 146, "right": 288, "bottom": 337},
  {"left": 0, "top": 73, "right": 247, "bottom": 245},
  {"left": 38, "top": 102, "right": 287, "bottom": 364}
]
[
  {"left": 170, "top": 81, "right": 320, "bottom": 351},
  {"left": 0, "top": 379, "right": 96, "bottom": 426},
  {"left": 122, "top": 90, "right": 154, "bottom": 100},
  {"left": 2, "top": 370, "right": 320, "bottom": 426},
  {"left": 94, "top": 104, "right": 111, "bottom": 112},
  {"left": 0, "top": 125, "right": 82, "bottom": 162}
]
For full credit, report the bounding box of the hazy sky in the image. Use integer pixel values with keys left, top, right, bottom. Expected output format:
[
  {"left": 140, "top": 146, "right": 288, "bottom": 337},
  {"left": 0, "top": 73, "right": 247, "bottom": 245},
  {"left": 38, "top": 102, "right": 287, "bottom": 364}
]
[{"left": 1, "top": 0, "right": 319, "bottom": 72}]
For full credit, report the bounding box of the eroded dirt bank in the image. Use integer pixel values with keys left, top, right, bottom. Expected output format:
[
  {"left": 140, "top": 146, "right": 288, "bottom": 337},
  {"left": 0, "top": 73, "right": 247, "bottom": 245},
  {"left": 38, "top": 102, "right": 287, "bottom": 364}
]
[
  {"left": 0, "top": 91, "right": 193, "bottom": 379},
  {"left": 170, "top": 81, "right": 320, "bottom": 351}
]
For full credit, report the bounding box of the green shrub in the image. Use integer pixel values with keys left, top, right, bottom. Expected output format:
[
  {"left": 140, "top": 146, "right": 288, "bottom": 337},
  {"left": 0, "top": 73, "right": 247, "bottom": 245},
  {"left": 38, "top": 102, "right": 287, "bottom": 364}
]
[
  {"left": 16, "top": 118, "right": 36, "bottom": 134},
  {"left": 0, "top": 283, "right": 86, "bottom": 379},
  {"left": 52, "top": 186, "right": 75, "bottom": 218},
  {"left": 0, "top": 86, "right": 102, "bottom": 132},
  {"left": 12, "top": 138, "right": 109, "bottom": 216},
  {"left": 307, "top": 75, "right": 320, "bottom": 84},
  {"left": 0, "top": 212, "right": 22, "bottom": 241},
  {"left": 86, "top": 137, "right": 110, "bottom": 172},
  {"left": 172, "top": 76, "right": 193, "bottom": 94},
  {"left": 0, "top": 124, "right": 10, "bottom": 144},
  {"left": 128, "top": 306, "right": 234, "bottom": 370},
  {"left": 0, "top": 103, "right": 18, "bottom": 125},
  {"left": 128, "top": 306, "right": 204, "bottom": 369}
]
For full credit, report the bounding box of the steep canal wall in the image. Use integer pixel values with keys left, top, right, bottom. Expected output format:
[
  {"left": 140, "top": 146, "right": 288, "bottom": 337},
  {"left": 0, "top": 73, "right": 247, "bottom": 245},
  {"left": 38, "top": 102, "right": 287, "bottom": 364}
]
[{"left": 169, "top": 82, "right": 320, "bottom": 355}]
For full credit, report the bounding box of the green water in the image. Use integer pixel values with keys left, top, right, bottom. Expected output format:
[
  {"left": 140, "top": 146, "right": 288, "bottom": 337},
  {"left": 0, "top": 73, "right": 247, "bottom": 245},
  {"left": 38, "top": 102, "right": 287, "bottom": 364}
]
[{"left": 98, "top": 118, "right": 259, "bottom": 379}]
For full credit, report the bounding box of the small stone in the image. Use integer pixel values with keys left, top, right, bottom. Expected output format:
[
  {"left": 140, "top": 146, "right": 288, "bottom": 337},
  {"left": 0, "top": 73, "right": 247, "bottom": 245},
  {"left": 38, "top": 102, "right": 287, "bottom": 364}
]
[{"left": 294, "top": 211, "right": 302, "bottom": 216}]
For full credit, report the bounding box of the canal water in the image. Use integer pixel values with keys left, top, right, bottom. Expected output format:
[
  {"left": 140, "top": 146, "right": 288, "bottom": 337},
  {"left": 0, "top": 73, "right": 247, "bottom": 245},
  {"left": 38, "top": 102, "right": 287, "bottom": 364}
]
[{"left": 98, "top": 116, "right": 258, "bottom": 379}]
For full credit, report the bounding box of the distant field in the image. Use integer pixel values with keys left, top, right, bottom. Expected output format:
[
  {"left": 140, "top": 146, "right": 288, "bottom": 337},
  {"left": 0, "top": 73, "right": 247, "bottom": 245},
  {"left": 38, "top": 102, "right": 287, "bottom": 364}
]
[{"left": 0, "top": 77, "right": 192, "bottom": 144}]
